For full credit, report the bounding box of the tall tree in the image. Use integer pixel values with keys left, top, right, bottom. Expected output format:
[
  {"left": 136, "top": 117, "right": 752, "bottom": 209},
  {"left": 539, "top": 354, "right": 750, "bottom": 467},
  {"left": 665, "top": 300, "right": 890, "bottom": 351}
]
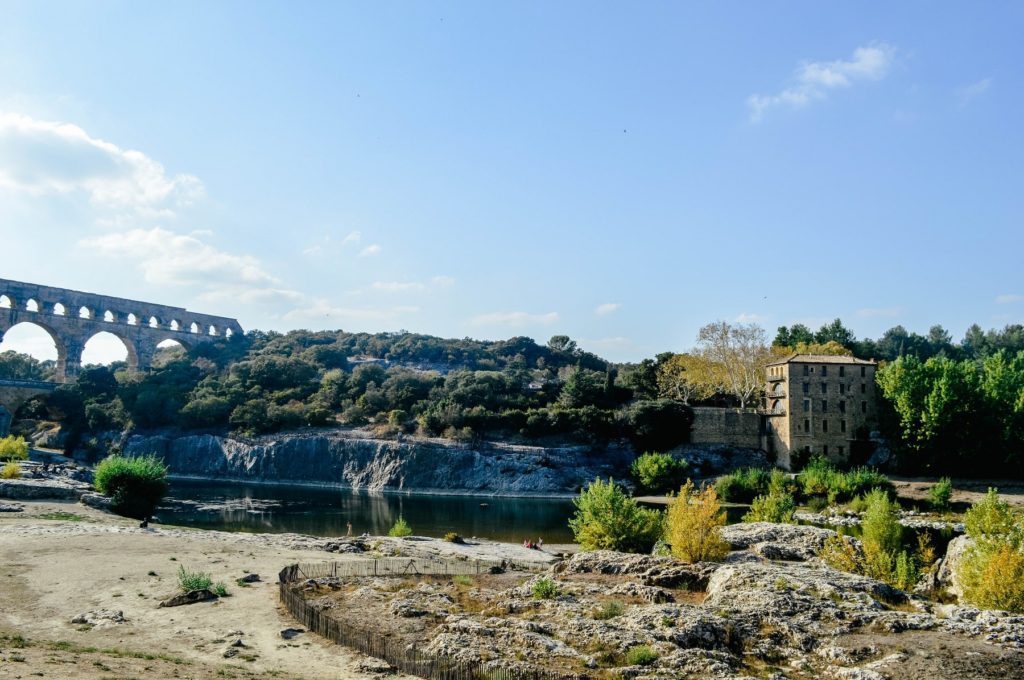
[
  {"left": 815, "top": 318, "right": 856, "bottom": 349},
  {"left": 656, "top": 353, "right": 720, "bottom": 404},
  {"left": 696, "top": 321, "right": 769, "bottom": 409}
]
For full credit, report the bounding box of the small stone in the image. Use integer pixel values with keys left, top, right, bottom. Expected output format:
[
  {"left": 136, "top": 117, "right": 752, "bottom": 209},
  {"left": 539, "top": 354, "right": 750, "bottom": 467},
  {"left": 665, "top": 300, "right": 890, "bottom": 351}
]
[
  {"left": 238, "top": 573, "right": 261, "bottom": 583},
  {"left": 158, "top": 589, "right": 218, "bottom": 607},
  {"left": 70, "top": 609, "right": 126, "bottom": 626},
  {"left": 280, "top": 628, "right": 304, "bottom": 640}
]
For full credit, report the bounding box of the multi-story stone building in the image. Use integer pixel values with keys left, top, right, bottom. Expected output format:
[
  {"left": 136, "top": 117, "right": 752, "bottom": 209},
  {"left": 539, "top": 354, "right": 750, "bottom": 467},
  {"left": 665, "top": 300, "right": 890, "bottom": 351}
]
[{"left": 764, "top": 354, "right": 879, "bottom": 469}]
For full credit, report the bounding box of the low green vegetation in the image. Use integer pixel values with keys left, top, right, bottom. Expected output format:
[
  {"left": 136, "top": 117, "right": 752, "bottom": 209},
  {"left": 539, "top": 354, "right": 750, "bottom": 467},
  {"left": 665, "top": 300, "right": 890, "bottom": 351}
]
[
  {"left": 532, "top": 576, "right": 560, "bottom": 599},
  {"left": 665, "top": 480, "right": 730, "bottom": 564},
  {"left": 0, "top": 435, "right": 29, "bottom": 461},
  {"left": 624, "top": 645, "right": 659, "bottom": 666},
  {"left": 797, "top": 457, "right": 893, "bottom": 505},
  {"left": 568, "top": 478, "right": 663, "bottom": 553},
  {"left": 956, "top": 489, "right": 1024, "bottom": 612},
  {"left": 630, "top": 452, "right": 688, "bottom": 495},
  {"left": 177, "top": 566, "right": 212, "bottom": 592},
  {"left": 715, "top": 467, "right": 776, "bottom": 504},
  {"left": 819, "top": 489, "right": 927, "bottom": 590},
  {"left": 93, "top": 454, "right": 168, "bottom": 520},
  {"left": 743, "top": 486, "right": 796, "bottom": 524},
  {"left": 388, "top": 515, "right": 413, "bottom": 537},
  {"left": 592, "top": 600, "right": 625, "bottom": 620},
  {"left": 722, "top": 458, "right": 892, "bottom": 513},
  {"left": 442, "top": 531, "right": 464, "bottom": 543},
  {"left": 929, "top": 477, "right": 953, "bottom": 512}
]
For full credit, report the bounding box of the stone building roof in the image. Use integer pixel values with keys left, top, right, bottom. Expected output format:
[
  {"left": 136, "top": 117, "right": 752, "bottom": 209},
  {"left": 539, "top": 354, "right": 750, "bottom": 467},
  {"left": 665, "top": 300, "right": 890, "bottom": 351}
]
[{"left": 766, "top": 353, "right": 877, "bottom": 367}]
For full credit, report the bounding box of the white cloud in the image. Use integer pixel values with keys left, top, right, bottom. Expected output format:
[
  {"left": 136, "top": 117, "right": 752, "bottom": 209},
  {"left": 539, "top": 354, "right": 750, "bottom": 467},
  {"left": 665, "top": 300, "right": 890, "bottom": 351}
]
[
  {"left": 470, "top": 311, "right": 559, "bottom": 327},
  {"left": 371, "top": 281, "right": 426, "bottom": 293},
  {"left": 747, "top": 44, "right": 895, "bottom": 121},
  {"left": 359, "top": 244, "right": 382, "bottom": 257},
  {"left": 0, "top": 111, "right": 203, "bottom": 216},
  {"left": 957, "top": 77, "right": 992, "bottom": 107},
  {"left": 284, "top": 299, "right": 419, "bottom": 322},
  {"left": 342, "top": 230, "right": 362, "bottom": 245},
  {"left": 431, "top": 275, "right": 456, "bottom": 287},
  {"left": 856, "top": 307, "right": 902, "bottom": 318},
  {"left": 996, "top": 294, "right": 1024, "bottom": 305},
  {"left": 80, "top": 227, "right": 277, "bottom": 287},
  {"left": 734, "top": 312, "right": 766, "bottom": 324},
  {"left": 595, "top": 302, "right": 621, "bottom": 316}
]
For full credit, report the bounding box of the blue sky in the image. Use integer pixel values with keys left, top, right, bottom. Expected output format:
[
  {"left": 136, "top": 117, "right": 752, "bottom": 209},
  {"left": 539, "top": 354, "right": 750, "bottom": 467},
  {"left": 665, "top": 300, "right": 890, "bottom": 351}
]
[{"left": 1, "top": 2, "right": 1022, "bottom": 364}]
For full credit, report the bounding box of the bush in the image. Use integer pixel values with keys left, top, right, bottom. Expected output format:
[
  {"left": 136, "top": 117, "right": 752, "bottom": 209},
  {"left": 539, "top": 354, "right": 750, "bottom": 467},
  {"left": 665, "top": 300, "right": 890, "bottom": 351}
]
[
  {"left": 0, "top": 435, "right": 28, "bottom": 461},
  {"left": 1, "top": 461, "right": 20, "bottom": 479},
  {"left": 212, "top": 581, "right": 230, "bottom": 597},
  {"left": 93, "top": 454, "right": 168, "bottom": 520},
  {"left": 624, "top": 645, "right": 659, "bottom": 666},
  {"left": 957, "top": 489, "right": 1024, "bottom": 612},
  {"left": 592, "top": 600, "right": 625, "bottom": 620},
  {"left": 929, "top": 477, "right": 953, "bottom": 512},
  {"left": 744, "top": 488, "right": 796, "bottom": 524},
  {"left": 964, "top": 488, "right": 1017, "bottom": 538},
  {"left": 442, "top": 532, "right": 464, "bottom": 544},
  {"left": 177, "top": 566, "right": 213, "bottom": 592},
  {"left": 630, "top": 452, "right": 688, "bottom": 495},
  {"left": 797, "top": 457, "right": 893, "bottom": 505},
  {"left": 568, "top": 478, "right": 663, "bottom": 553},
  {"left": 715, "top": 467, "right": 771, "bottom": 503},
  {"left": 665, "top": 480, "right": 729, "bottom": 564},
  {"left": 388, "top": 515, "right": 413, "bottom": 537},
  {"left": 532, "top": 577, "right": 560, "bottom": 599}
]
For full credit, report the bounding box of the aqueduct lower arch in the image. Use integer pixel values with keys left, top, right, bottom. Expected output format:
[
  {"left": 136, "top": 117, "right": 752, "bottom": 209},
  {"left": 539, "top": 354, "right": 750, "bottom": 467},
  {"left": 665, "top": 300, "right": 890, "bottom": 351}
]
[{"left": 0, "top": 277, "right": 243, "bottom": 383}]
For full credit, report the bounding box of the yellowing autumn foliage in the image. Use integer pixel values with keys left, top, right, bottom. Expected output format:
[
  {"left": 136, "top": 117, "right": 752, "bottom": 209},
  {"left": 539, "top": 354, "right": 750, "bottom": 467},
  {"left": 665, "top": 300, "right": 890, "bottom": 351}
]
[{"left": 665, "top": 480, "right": 730, "bottom": 564}]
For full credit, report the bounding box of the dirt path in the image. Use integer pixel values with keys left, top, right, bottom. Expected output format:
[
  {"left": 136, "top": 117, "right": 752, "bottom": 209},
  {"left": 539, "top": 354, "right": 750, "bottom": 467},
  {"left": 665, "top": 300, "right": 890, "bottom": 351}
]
[{"left": 0, "top": 500, "right": 408, "bottom": 679}]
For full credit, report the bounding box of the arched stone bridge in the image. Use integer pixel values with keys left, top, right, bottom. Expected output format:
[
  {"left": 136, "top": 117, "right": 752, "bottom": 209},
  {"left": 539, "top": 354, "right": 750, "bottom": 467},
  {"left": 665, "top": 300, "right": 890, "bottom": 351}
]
[
  {"left": 0, "top": 379, "right": 57, "bottom": 437},
  {"left": 0, "top": 277, "right": 243, "bottom": 383}
]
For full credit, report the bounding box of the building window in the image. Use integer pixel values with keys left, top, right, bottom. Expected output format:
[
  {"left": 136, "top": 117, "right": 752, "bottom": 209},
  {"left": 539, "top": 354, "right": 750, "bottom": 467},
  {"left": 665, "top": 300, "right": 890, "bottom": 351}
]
[
  {"left": 803, "top": 365, "right": 809, "bottom": 376},
  {"left": 861, "top": 366, "right": 866, "bottom": 377},
  {"left": 821, "top": 365, "right": 828, "bottom": 377},
  {"left": 821, "top": 399, "right": 828, "bottom": 412},
  {"left": 822, "top": 420, "right": 829, "bottom": 433},
  {"left": 861, "top": 401, "right": 867, "bottom": 414},
  {"left": 821, "top": 382, "right": 827, "bottom": 394},
  {"left": 841, "top": 419, "right": 847, "bottom": 433},
  {"left": 839, "top": 383, "right": 846, "bottom": 394},
  {"left": 837, "top": 445, "right": 844, "bottom": 455},
  {"left": 803, "top": 399, "right": 810, "bottom": 412},
  {"left": 804, "top": 419, "right": 810, "bottom": 433},
  {"left": 803, "top": 382, "right": 810, "bottom": 395},
  {"left": 804, "top": 445, "right": 811, "bottom": 455},
  {"left": 839, "top": 400, "right": 846, "bottom": 414},
  {"left": 861, "top": 383, "right": 867, "bottom": 394},
  {"left": 839, "top": 366, "right": 846, "bottom": 377},
  {"left": 823, "top": 445, "right": 829, "bottom": 456}
]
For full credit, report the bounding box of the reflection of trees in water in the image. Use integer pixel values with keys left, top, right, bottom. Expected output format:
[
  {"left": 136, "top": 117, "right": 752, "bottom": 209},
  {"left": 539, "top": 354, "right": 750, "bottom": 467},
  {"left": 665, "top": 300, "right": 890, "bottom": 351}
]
[{"left": 166, "top": 482, "right": 576, "bottom": 542}]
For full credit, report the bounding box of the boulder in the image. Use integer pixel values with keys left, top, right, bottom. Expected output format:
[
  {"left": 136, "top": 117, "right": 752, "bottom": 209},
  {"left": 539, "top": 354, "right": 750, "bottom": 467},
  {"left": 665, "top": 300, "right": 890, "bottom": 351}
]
[
  {"left": 935, "top": 534, "right": 974, "bottom": 599},
  {"left": 721, "top": 522, "right": 836, "bottom": 561},
  {"left": 71, "top": 609, "right": 126, "bottom": 626},
  {"left": 159, "top": 589, "right": 218, "bottom": 607}
]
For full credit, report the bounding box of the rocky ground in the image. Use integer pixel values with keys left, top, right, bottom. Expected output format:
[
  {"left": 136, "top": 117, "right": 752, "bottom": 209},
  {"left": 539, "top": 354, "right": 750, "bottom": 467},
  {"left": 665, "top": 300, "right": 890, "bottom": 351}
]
[{"left": 295, "top": 523, "right": 1024, "bottom": 679}]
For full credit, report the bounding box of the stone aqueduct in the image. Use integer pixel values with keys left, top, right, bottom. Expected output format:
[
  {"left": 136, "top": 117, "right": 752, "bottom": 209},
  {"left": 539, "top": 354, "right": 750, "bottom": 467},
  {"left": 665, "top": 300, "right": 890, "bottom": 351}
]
[{"left": 0, "top": 277, "right": 243, "bottom": 383}]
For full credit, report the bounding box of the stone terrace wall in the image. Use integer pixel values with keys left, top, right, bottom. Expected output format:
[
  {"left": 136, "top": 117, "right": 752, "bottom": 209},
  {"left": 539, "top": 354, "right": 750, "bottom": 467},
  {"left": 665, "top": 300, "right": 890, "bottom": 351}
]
[{"left": 690, "top": 407, "right": 764, "bottom": 450}]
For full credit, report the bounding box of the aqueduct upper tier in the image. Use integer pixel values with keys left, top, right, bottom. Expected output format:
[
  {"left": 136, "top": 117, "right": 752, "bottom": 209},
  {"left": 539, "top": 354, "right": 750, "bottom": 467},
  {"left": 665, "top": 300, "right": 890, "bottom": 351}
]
[{"left": 0, "top": 277, "right": 243, "bottom": 383}]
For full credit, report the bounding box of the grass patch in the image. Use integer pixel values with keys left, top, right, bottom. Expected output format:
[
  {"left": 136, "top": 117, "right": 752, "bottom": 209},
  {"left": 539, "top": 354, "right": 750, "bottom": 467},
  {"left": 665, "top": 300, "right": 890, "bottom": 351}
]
[
  {"left": 532, "top": 577, "right": 560, "bottom": 600},
  {"left": 177, "top": 566, "right": 213, "bottom": 592},
  {"left": 592, "top": 600, "right": 625, "bottom": 620},
  {"left": 37, "top": 511, "right": 86, "bottom": 522},
  {"left": 625, "top": 645, "right": 659, "bottom": 666}
]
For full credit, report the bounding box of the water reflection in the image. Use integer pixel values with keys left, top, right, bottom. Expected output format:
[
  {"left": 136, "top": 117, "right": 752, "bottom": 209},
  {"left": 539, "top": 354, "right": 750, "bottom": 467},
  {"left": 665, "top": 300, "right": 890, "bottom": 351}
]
[{"left": 159, "top": 480, "right": 578, "bottom": 543}]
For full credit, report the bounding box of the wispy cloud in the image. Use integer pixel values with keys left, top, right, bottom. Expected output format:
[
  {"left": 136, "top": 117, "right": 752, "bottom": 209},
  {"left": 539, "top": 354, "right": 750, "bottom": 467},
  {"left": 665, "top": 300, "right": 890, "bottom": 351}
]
[
  {"left": 595, "top": 302, "right": 621, "bottom": 316},
  {"left": 957, "top": 77, "right": 992, "bottom": 107},
  {"left": 284, "top": 300, "right": 418, "bottom": 322},
  {"left": 856, "top": 307, "right": 902, "bottom": 318},
  {"left": 359, "top": 244, "right": 381, "bottom": 257},
  {"left": 0, "top": 111, "right": 202, "bottom": 218},
  {"left": 303, "top": 230, "right": 364, "bottom": 257},
  {"left": 470, "top": 311, "right": 559, "bottom": 327},
  {"left": 734, "top": 312, "right": 766, "bottom": 324},
  {"left": 431, "top": 275, "right": 456, "bottom": 287},
  {"left": 996, "top": 294, "right": 1024, "bottom": 305},
  {"left": 747, "top": 44, "right": 895, "bottom": 121}
]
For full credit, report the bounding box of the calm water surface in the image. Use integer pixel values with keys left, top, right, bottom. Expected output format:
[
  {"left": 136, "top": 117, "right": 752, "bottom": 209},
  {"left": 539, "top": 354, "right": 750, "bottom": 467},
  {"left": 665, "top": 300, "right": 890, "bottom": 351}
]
[{"left": 159, "top": 480, "right": 578, "bottom": 543}]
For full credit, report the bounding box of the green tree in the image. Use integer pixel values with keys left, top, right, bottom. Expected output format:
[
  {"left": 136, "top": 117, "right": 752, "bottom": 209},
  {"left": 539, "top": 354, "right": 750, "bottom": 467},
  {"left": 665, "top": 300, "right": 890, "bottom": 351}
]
[
  {"left": 93, "top": 454, "right": 168, "bottom": 520},
  {"left": 0, "top": 435, "right": 29, "bottom": 461},
  {"left": 630, "top": 452, "right": 688, "bottom": 495},
  {"left": 568, "top": 478, "right": 663, "bottom": 553}
]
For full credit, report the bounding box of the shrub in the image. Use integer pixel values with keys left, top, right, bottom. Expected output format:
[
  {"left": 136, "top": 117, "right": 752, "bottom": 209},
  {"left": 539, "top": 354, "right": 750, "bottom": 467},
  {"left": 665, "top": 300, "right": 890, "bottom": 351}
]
[
  {"left": 929, "top": 477, "right": 953, "bottom": 512},
  {"left": 568, "top": 478, "right": 663, "bottom": 553},
  {"left": 665, "top": 480, "right": 729, "bottom": 564},
  {"left": 212, "top": 582, "right": 230, "bottom": 597},
  {"left": 532, "top": 577, "right": 559, "bottom": 599},
  {"left": 388, "top": 515, "right": 413, "bottom": 537},
  {"left": 592, "top": 600, "right": 625, "bottom": 620},
  {"left": 744, "top": 488, "right": 796, "bottom": 524},
  {"left": 964, "top": 488, "right": 1017, "bottom": 538},
  {"left": 177, "top": 566, "right": 213, "bottom": 592},
  {"left": 625, "top": 645, "right": 659, "bottom": 666},
  {"left": 630, "top": 452, "right": 688, "bottom": 495},
  {"left": 797, "top": 457, "right": 893, "bottom": 505},
  {"left": 93, "top": 454, "right": 168, "bottom": 520},
  {"left": 442, "top": 532, "right": 464, "bottom": 543},
  {"left": 0, "top": 435, "right": 29, "bottom": 461},
  {"left": 714, "top": 467, "right": 771, "bottom": 503},
  {"left": 1, "top": 461, "right": 19, "bottom": 479}
]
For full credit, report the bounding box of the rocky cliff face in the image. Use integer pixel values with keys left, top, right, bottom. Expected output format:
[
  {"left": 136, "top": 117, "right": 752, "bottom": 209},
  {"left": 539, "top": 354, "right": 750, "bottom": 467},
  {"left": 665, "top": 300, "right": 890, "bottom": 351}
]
[{"left": 122, "top": 431, "right": 631, "bottom": 496}]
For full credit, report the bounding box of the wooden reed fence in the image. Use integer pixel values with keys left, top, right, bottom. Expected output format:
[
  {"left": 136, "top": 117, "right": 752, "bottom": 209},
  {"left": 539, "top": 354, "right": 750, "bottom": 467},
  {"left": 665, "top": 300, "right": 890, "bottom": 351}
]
[{"left": 278, "top": 558, "right": 580, "bottom": 680}]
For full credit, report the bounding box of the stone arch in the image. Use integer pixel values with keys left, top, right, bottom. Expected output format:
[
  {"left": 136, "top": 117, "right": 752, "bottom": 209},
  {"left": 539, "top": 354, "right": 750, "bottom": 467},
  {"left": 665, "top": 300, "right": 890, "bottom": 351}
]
[
  {"left": 225, "top": 328, "right": 234, "bottom": 338},
  {"left": 208, "top": 325, "right": 218, "bottom": 336},
  {"left": 53, "top": 302, "right": 67, "bottom": 316},
  {"left": 78, "top": 306, "right": 92, "bottom": 319},
  {"left": 103, "top": 310, "right": 117, "bottom": 323},
  {"left": 169, "top": 319, "right": 181, "bottom": 331},
  {"left": 189, "top": 321, "right": 200, "bottom": 334},
  {"left": 26, "top": 298, "right": 40, "bottom": 312},
  {"left": 0, "top": 320, "right": 69, "bottom": 381},
  {"left": 148, "top": 316, "right": 160, "bottom": 328},
  {"left": 127, "top": 313, "right": 138, "bottom": 326},
  {"left": 81, "top": 330, "right": 139, "bottom": 371},
  {"left": 0, "top": 294, "right": 14, "bottom": 309}
]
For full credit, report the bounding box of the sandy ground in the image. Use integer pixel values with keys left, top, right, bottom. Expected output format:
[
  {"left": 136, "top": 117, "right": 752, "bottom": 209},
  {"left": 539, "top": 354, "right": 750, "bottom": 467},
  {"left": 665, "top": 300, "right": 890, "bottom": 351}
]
[{"left": 0, "top": 499, "right": 412, "bottom": 679}]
